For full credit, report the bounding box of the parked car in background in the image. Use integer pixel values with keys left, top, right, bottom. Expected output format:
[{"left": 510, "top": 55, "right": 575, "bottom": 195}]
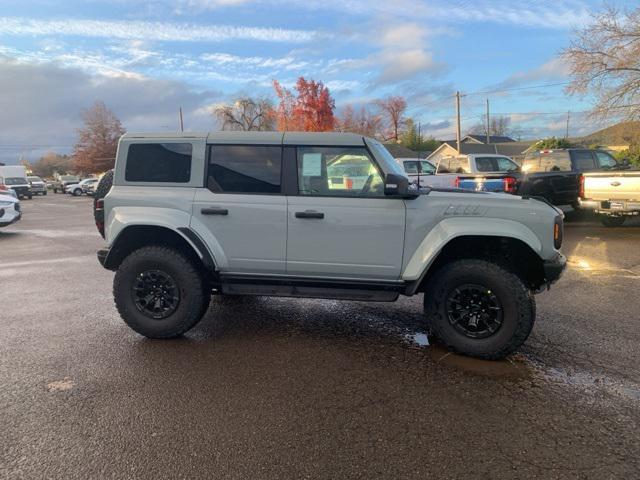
[
  {"left": 397, "top": 158, "right": 436, "bottom": 189},
  {"left": 578, "top": 168, "right": 640, "bottom": 226},
  {"left": 517, "top": 149, "right": 625, "bottom": 208},
  {"left": 429, "top": 154, "right": 520, "bottom": 193},
  {"left": 66, "top": 178, "right": 98, "bottom": 196},
  {"left": 0, "top": 182, "right": 18, "bottom": 198},
  {"left": 27, "top": 176, "right": 47, "bottom": 196},
  {"left": 0, "top": 193, "right": 21, "bottom": 227},
  {"left": 0, "top": 166, "right": 32, "bottom": 200},
  {"left": 52, "top": 175, "right": 80, "bottom": 194}
]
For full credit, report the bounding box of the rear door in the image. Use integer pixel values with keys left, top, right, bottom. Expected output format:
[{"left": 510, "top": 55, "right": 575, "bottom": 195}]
[
  {"left": 192, "top": 144, "right": 287, "bottom": 274},
  {"left": 286, "top": 145, "right": 405, "bottom": 280}
]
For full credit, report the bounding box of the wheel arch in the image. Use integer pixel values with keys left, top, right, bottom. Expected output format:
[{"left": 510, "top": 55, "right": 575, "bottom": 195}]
[
  {"left": 102, "top": 225, "right": 216, "bottom": 272},
  {"left": 405, "top": 234, "right": 546, "bottom": 295}
]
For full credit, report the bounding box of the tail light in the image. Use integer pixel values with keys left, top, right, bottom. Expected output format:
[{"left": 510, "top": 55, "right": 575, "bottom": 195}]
[
  {"left": 578, "top": 174, "right": 585, "bottom": 199},
  {"left": 95, "top": 198, "right": 105, "bottom": 238},
  {"left": 454, "top": 177, "right": 460, "bottom": 188},
  {"left": 503, "top": 176, "right": 516, "bottom": 194},
  {"left": 345, "top": 178, "right": 354, "bottom": 190}
]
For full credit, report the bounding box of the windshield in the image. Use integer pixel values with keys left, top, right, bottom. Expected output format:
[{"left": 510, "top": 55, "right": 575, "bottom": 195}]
[
  {"left": 4, "top": 177, "right": 27, "bottom": 185},
  {"left": 367, "top": 141, "right": 407, "bottom": 177},
  {"left": 61, "top": 175, "right": 79, "bottom": 182},
  {"left": 28, "top": 176, "right": 43, "bottom": 182}
]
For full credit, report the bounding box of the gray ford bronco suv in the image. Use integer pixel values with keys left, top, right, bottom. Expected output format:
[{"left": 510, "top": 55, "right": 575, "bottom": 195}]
[{"left": 95, "top": 131, "right": 566, "bottom": 359}]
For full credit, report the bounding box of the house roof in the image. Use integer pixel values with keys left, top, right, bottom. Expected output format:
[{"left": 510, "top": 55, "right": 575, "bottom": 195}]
[
  {"left": 382, "top": 143, "right": 431, "bottom": 159},
  {"left": 429, "top": 141, "right": 532, "bottom": 160},
  {"left": 464, "top": 134, "right": 517, "bottom": 144}
]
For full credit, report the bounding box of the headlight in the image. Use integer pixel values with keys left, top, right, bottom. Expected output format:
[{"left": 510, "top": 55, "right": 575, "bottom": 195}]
[{"left": 0, "top": 202, "right": 12, "bottom": 207}]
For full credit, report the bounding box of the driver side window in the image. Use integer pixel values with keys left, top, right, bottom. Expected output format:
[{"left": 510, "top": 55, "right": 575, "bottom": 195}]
[{"left": 297, "top": 147, "right": 384, "bottom": 197}]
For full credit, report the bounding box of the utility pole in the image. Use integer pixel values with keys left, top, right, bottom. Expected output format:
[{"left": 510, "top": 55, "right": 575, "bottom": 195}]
[
  {"left": 565, "top": 111, "right": 570, "bottom": 139},
  {"left": 179, "top": 107, "right": 184, "bottom": 132},
  {"left": 455, "top": 91, "right": 461, "bottom": 153},
  {"left": 486, "top": 98, "right": 491, "bottom": 144}
]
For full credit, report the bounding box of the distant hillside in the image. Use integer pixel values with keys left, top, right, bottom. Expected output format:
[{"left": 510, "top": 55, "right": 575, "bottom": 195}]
[{"left": 577, "top": 121, "right": 640, "bottom": 146}]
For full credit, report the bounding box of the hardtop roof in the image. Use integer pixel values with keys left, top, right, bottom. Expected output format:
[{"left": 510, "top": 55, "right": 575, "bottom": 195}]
[{"left": 122, "top": 131, "right": 368, "bottom": 146}]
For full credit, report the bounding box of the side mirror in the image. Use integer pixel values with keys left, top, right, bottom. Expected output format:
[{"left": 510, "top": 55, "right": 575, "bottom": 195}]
[{"left": 384, "top": 173, "right": 419, "bottom": 199}]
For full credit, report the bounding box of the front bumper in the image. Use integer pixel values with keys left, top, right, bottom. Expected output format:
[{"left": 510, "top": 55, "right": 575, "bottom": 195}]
[
  {"left": 0, "top": 211, "right": 21, "bottom": 227},
  {"left": 543, "top": 253, "right": 567, "bottom": 285}
]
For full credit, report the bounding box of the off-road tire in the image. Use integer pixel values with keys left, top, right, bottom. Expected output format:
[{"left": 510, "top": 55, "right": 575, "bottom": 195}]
[
  {"left": 424, "top": 259, "right": 536, "bottom": 360},
  {"left": 114, "top": 246, "right": 210, "bottom": 338},
  {"left": 600, "top": 216, "right": 625, "bottom": 228},
  {"left": 93, "top": 169, "right": 114, "bottom": 224}
]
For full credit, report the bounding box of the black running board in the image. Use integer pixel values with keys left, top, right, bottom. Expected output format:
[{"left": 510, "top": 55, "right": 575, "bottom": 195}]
[{"left": 217, "top": 274, "right": 404, "bottom": 302}]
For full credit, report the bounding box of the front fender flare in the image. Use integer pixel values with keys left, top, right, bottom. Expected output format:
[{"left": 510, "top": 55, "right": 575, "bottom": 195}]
[{"left": 402, "top": 217, "right": 542, "bottom": 282}]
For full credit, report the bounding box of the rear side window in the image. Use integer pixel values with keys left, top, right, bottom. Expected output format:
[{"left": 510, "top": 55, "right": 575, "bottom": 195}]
[
  {"left": 403, "top": 161, "right": 419, "bottom": 174},
  {"left": 208, "top": 145, "right": 282, "bottom": 194},
  {"left": 125, "top": 143, "right": 192, "bottom": 183},
  {"left": 572, "top": 150, "right": 596, "bottom": 171},
  {"left": 443, "top": 157, "right": 470, "bottom": 174},
  {"left": 522, "top": 151, "right": 571, "bottom": 172}
]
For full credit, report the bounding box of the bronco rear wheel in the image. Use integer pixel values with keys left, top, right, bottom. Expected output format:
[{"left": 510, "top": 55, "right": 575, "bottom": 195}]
[
  {"left": 424, "top": 259, "right": 535, "bottom": 360},
  {"left": 114, "top": 246, "right": 210, "bottom": 338}
]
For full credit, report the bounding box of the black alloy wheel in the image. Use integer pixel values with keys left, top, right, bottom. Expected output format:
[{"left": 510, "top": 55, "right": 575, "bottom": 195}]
[
  {"left": 132, "top": 270, "right": 181, "bottom": 320},
  {"left": 446, "top": 284, "right": 503, "bottom": 339}
]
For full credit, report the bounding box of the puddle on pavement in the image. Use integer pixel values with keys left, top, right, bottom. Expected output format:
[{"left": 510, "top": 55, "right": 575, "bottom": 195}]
[
  {"left": 404, "top": 331, "right": 430, "bottom": 347},
  {"left": 427, "top": 345, "right": 532, "bottom": 380}
]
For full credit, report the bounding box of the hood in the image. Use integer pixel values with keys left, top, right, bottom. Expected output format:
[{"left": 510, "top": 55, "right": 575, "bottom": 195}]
[{"left": 0, "top": 193, "right": 18, "bottom": 203}]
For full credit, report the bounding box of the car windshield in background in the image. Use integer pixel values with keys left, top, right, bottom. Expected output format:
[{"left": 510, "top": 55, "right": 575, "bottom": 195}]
[
  {"left": 522, "top": 151, "right": 572, "bottom": 173},
  {"left": 28, "top": 176, "right": 43, "bottom": 182},
  {"left": 61, "top": 176, "right": 79, "bottom": 182},
  {"left": 4, "top": 177, "right": 27, "bottom": 185}
]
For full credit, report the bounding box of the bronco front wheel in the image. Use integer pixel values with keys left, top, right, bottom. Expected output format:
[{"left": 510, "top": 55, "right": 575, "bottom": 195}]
[
  {"left": 114, "top": 246, "right": 210, "bottom": 338},
  {"left": 424, "top": 259, "right": 535, "bottom": 360}
]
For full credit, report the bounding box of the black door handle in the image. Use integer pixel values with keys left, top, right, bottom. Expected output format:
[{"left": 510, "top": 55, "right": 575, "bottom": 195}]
[
  {"left": 201, "top": 207, "right": 229, "bottom": 216},
  {"left": 295, "top": 211, "right": 324, "bottom": 219}
]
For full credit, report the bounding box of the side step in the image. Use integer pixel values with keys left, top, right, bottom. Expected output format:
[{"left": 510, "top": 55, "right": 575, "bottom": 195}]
[{"left": 218, "top": 275, "right": 404, "bottom": 302}]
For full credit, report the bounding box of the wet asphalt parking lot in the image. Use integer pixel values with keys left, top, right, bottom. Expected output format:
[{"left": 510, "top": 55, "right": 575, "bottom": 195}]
[{"left": 1, "top": 194, "right": 639, "bottom": 479}]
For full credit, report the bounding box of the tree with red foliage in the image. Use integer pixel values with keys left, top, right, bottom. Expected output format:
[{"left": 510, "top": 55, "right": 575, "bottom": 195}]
[
  {"left": 273, "top": 77, "right": 335, "bottom": 132},
  {"left": 73, "top": 101, "right": 125, "bottom": 174}
]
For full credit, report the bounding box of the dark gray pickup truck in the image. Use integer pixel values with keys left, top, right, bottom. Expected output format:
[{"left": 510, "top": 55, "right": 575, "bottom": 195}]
[{"left": 515, "top": 149, "right": 626, "bottom": 207}]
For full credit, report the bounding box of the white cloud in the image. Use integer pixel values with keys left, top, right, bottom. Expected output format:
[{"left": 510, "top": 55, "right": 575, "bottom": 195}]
[
  {"left": 175, "top": 0, "right": 592, "bottom": 29},
  {"left": 0, "top": 55, "right": 222, "bottom": 163},
  {"left": 0, "top": 16, "right": 318, "bottom": 43}
]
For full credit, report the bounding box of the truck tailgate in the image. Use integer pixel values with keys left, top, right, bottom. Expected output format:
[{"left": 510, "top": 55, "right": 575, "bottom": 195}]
[
  {"left": 457, "top": 176, "right": 508, "bottom": 192},
  {"left": 584, "top": 172, "right": 640, "bottom": 201}
]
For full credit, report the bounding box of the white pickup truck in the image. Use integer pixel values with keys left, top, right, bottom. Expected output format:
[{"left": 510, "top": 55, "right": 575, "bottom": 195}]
[
  {"left": 578, "top": 169, "right": 640, "bottom": 226},
  {"left": 427, "top": 154, "right": 520, "bottom": 193}
]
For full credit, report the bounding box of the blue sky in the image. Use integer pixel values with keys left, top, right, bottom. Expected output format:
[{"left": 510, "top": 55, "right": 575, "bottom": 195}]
[{"left": 0, "top": 0, "right": 634, "bottom": 163}]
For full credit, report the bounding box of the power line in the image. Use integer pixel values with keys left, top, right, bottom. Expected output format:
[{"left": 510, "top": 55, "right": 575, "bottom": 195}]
[{"left": 464, "top": 82, "right": 571, "bottom": 97}]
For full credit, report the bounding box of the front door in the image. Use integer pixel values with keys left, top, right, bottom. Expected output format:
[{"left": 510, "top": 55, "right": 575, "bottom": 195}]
[
  {"left": 286, "top": 146, "right": 405, "bottom": 280},
  {"left": 192, "top": 144, "right": 287, "bottom": 274}
]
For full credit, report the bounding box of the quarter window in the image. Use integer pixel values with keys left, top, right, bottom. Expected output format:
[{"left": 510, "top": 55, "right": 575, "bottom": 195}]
[
  {"left": 208, "top": 145, "right": 282, "bottom": 194},
  {"left": 297, "top": 147, "right": 384, "bottom": 197},
  {"left": 125, "top": 143, "right": 192, "bottom": 183}
]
